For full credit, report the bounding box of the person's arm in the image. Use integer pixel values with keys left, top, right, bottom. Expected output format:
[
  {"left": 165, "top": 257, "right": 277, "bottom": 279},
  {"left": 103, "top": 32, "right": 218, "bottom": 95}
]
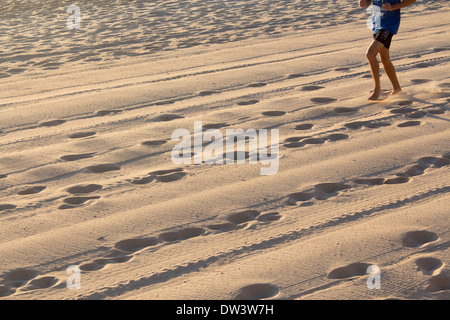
[{"left": 383, "top": 0, "right": 416, "bottom": 11}]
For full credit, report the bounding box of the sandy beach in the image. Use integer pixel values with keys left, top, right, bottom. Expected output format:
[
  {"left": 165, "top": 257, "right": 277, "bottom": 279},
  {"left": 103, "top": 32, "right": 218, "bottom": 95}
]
[{"left": 0, "top": 0, "right": 449, "bottom": 300}]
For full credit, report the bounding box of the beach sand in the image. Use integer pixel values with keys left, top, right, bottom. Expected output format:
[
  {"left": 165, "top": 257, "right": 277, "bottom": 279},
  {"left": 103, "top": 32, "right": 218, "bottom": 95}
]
[{"left": 0, "top": 1, "right": 449, "bottom": 300}]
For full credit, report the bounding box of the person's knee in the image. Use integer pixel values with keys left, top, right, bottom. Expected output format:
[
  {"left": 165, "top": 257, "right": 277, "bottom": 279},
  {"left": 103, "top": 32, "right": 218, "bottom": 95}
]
[{"left": 366, "top": 49, "right": 377, "bottom": 61}]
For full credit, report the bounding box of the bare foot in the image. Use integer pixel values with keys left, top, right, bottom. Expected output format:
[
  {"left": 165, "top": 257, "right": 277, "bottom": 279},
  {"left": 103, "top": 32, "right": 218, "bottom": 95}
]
[
  {"left": 385, "top": 89, "right": 404, "bottom": 98},
  {"left": 368, "top": 89, "right": 381, "bottom": 101},
  {"left": 392, "top": 89, "right": 403, "bottom": 95}
]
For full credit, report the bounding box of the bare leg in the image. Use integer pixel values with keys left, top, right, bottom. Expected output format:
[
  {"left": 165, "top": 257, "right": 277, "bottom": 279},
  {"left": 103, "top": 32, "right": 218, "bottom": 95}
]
[
  {"left": 379, "top": 46, "right": 402, "bottom": 96},
  {"left": 366, "top": 40, "right": 385, "bottom": 100}
]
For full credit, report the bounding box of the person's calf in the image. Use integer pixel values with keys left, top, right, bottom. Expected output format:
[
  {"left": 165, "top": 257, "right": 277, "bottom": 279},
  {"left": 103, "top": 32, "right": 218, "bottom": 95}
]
[{"left": 381, "top": 58, "right": 402, "bottom": 93}]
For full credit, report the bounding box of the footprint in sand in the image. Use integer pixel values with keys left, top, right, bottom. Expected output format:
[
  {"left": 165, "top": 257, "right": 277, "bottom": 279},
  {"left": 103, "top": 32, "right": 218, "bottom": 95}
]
[
  {"left": 159, "top": 227, "right": 206, "bottom": 242},
  {"left": 226, "top": 210, "right": 260, "bottom": 225},
  {"left": 154, "top": 100, "right": 176, "bottom": 106},
  {"left": 257, "top": 212, "right": 282, "bottom": 222},
  {"left": 344, "top": 121, "right": 370, "bottom": 129},
  {"left": 288, "top": 183, "right": 351, "bottom": 205},
  {"left": 208, "top": 210, "right": 281, "bottom": 232},
  {"left": 302, "top": 85, "right": 324, "bottom": 91},
  {"left": 303, "top": 138, "right": 325, "bottom": 145},
  {"left": 311, "top": 97, "right": 337, "bottom": 103},
  {"left": 283, "top": 133, "right": 348, "bottom": 148},
  {"left": 396, "top": 164, "right": 426, "bottom": 177},
  {"left": 354, "top": 178, "right": 385, "bottom": 185},
  {"left": 58, "top": 196, "right": 101, "bottom": 210},
  {"left": 69, "top": 131, "right": 96, "bottom": 139},
  {"left": 314, "top": 182, "right": 352, "bottom": 200},
  {"left": 149, "top": 168, "right": 186, "bottom": 182},
  {"left": 198, "top": 90, "right": 219, "bottom": 96},
  {"left": 42, "top": 63, "right": 63, "bottom": 71},
  {"left": 142, "top": 139, "right": 167, "bottom": 146},
  {"left": 130, "top": 176, "right": 156, "bottom": 185},
  {"left": 418, "top": 156, "right": 450, "bottom": 168},
  {"left": 365, "top": 122, "right": 391, "bottom": 129},
  {"left": 248, "top": 83, "right": 267, "bottom": 88},
  {"left": 66, "top": 184, "right": 102, "bottom": 194},
  {"left": 390, "top": 107, "right": 415, "bottom": 114},
  {"left": 362, "top": 73, "right": 381, "bottom": 78},
  {"left": 8, "top": 68, "right": 26, "bottom": 75},
  {"left": 397, "top": 100, "right": 414, "bottom": 106},
  {"left": 413, "top": 62, "right": 435, "bottom": 69},
  {"left": 327, "top": 262, "right": 372, "bottom": 279},
  {"left": 22, "top": 276, "right": 59, "bottom": 291},
  {"left": 18, "top": 186, "right": 46, "bottom": 195},
  {"left": 284, "top": 136, "right": 307, "bottom": 143},
  {"left": 335, "top": 67, "right": 351, "bottom": 72},
  {"left": 262, "top": 111, "right": 286, "bottom": 117},
  {"left": 60, "top": 153, "right": 96, "bottom": 162},
  {"left": 0, "top": 285, "right": 14, "bottom": 297},
  {"left": 397, "top": 120, "right": 421, "bottom": 128},
  {"left": 433, "top": 47, "right": 449, "bottom": 52},
  {"left": 295, "top": 123, "right": 314, "bottom": 131},
  {"left": 202, "top": 123, "right": 230, "bottom": 131},
  {"left": 156, "top": 172, "right": 187, "bottom": 182},
  {"left": 287, "top": 192, "right": 314, "bottom": 205},
  {"left": 39, "top": 119, "right": 66, "bottom": 127},
  {"left": 326, "top": 133, "right": 349, "bottom": 141},
  {"left": 152, "top": 114, "right": 184, "bottom": 122},
  {"left": 284, "top": 137, "right": 309, "bottom": 146},
  {"left": 334, "top": 107, "right": 358, "bottom": 114},
  {"left": 207, "top": 222, "right": 237, "bottom": 232},
  {"left": 2, "top": 269, "right": 38, "bottom": 289},
  {"left": 131, "top": 168, "right": 186, "bottom": 185},
  {"left": 234, "top": 283, "right": 280, "bottom": 300},
  {"left": 95, "top": 109, "right": 122, "bottom": 116},
  {"left": 150, "top": 168, "right": 184, "bottom": 176},
  {"left": 85, "top": 163, "right": 121, "bottom": 173},
  {"left": 410, "top": 79, "right": 432, "bottom": 84},
  {"left": 407, "top": 111, "right": 427, "bottom": 119},
  {"left": 402, "top": 230, "right": 438, "bottom": 248},
  {"left": 288, "top": 73, "right": 305, "bottom": 79},
  {"left": 79, "top": 255, "right": 133, "bottom": 272},
  {"left": 0, "top": 204, "right": 17, "bottom": 212},
  {"left": 114, "top": 237, "right": 159, "bottom": 253},
  {"left": 237, "top": 100, "right": 260, "bottom": 106},
  {"left": 384, "top": 176, "right": 409, "bottom": 184},
  {"left": 415, "top": 257, "right": 443, "bottom": 276},
  {"left": 426, "top": 273, "right": 450, "bottom": 292},
  {"left": 427, "top": 109, "right": 445, "bottom": 115}
]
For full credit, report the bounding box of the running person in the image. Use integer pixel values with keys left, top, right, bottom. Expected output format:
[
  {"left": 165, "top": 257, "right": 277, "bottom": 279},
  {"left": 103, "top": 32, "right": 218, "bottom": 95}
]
[{"left": 359, "top": 0, "right": 416, "bottom": 100}]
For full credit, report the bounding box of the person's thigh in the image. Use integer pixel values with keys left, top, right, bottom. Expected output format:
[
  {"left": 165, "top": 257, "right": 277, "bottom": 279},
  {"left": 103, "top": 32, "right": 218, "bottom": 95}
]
[
  {"left": 379, "top": 46, "right": 391, "bottom": 62},
  {"left": 366, "top": 39, "right": 385, "bottom": 58}
]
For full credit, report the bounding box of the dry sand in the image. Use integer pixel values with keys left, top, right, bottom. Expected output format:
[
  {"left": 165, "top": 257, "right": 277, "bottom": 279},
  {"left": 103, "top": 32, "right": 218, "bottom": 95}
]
[{"left": 0, "top": 1, "right": 449, "bottom": 300}]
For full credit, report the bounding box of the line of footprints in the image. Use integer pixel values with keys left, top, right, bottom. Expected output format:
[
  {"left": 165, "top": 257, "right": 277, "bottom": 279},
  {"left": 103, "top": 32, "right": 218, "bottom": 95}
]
[
  {"left": 284, "top": 102, "right": 447, "bottom": 149},
  {"left": 2, "top": 82, "right": 447, "bottom": 211},
  {"left": 287, "top": 152, "right": 450, "bottom": 206},
  {"left": 0, "top": 168, "right": 188, "bottom": 213},
  {"left": 1, "top": 153, "right": 449, "bottom": 297},
  {"left": 232, "top": 229, "right": 448, "bottom": 300},
  {"left": 2, "top": 150, "right": 449, "bottom": 298},
  {"left": 1, "top": 227, "right": 447, "bottom": 298},
  {"left": 0, "top": 209, "right": 281, "bottom": 297}
]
